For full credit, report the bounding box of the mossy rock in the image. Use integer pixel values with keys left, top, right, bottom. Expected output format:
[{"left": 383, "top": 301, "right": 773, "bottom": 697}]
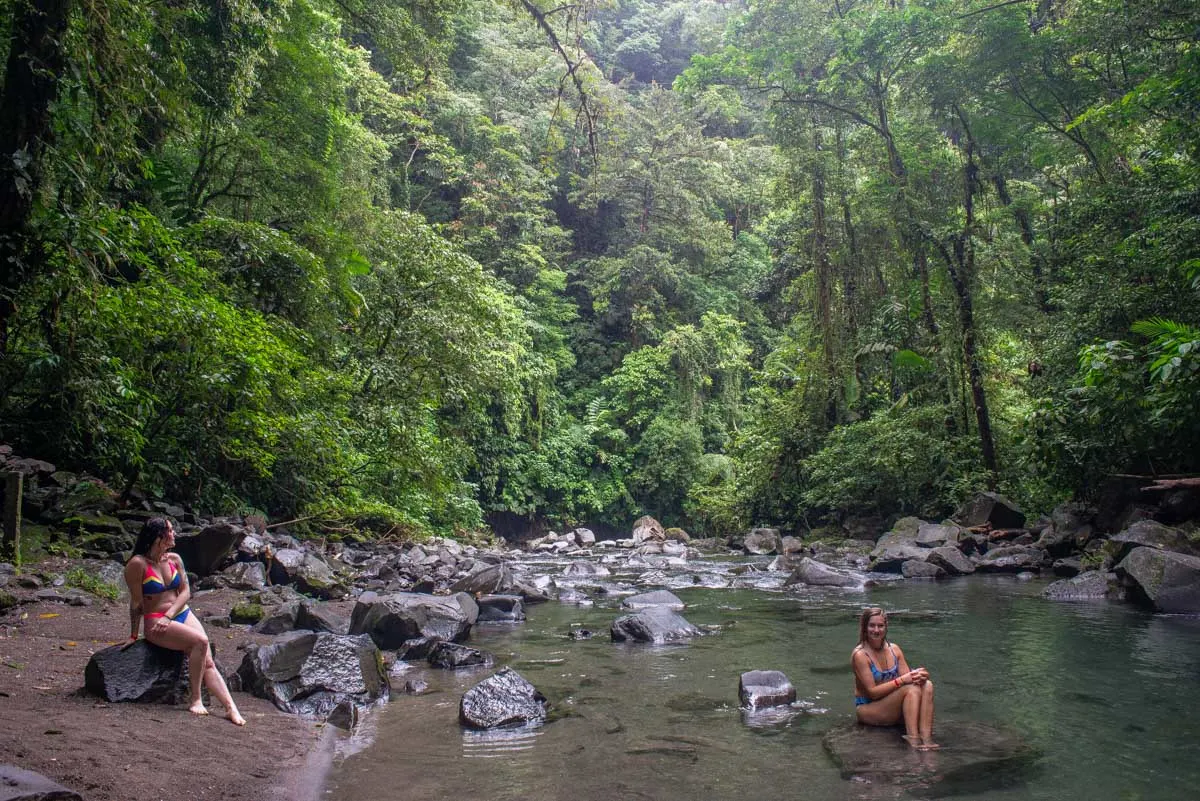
[
  {"left": 230, "top": 603, "right": 265, "bottom": 624},
  {"left": 56, "top": 481, "right": 119, "bottom": 516},
  {"left": 0, "top": 590, "right": 18, "bottom": 612}
]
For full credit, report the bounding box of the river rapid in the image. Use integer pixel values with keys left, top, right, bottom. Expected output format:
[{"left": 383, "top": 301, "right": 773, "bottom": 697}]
[{"left": 322, "top": 553, "right": 1200, "bottom": 801}]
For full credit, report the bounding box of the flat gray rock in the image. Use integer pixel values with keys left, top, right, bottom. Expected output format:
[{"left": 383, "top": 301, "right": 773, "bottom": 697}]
[
  {"left": 0, "top": 765, "right": 83, "bottom": 800},
  {"left": 738, "top": 670, "right": 795, "bottom": 710},
  {"left": 611, "top": 607, "right": 701, "bottom": 644},
  {"left": 621, "top": 590, "right": 685, "bottom": 611},
  {"left": 1043, "top": 571, "right": 1124, "bottom": 601},
  {"left": 823, "top": 720, "right": 1037, "bottom": 791}
]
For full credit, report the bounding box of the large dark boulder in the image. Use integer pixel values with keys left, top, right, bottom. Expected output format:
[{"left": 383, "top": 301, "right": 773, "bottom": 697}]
[
  {"left": 1109, "top": 520, "right": 1199, "bottom": 560},
  {"left": 459, "top": 667, "right": 548, "bottom": 729},
  {"left": 428, "top": 641, "right": 495, "bottom": 670},
  {"left": 268, "top": 548, "right": 347, "bottom": 599},
  {"left": 784, "top": 557, "right": 865, "bottom": 588},
  {"left": 915, "top": 522, "right": 961, "bottom": 548},
  {"left": 173, "top": 521, "right": 246, "bottom": 576},
  {"left": 450, "top": 563, "right": 512, "bottom": 595},
  {"left": 957, "top": 492, "right": 1026, "bottom": 530},
  {"left": 621, "top": 590, "right": 685, "bottom": 611},
  {"left": 610, "top": 607, "right": 701, "bottom": 644},
  {"left": 738, "top": 670, "right": 795, "bottom": 710},
  {"left": 1116, "top": 546, "right": 1200, "bottom": 613},
  {"left": 0, "top": 765, "right": 83, "bottom": 800},
  {"left": 235, "top": 632, "right": 387, "bottom": 720},
  {"left": 84, "top": 640, "right": 194, "bottom": 703},
  {"left": 824, "top": 721, "right": 1036, "bottom": 790},
  {"left": 349, "top": 591, "right": 479, "bottom": 649},
  {"left": 1043, "top": 571, "right": 1125, "bottom": 601},
  {"left": 925, "top": 546, "right": 975, "bottom": 576},
  {"left": 901, "top": 560, "right": 945, "bottom": 579}
]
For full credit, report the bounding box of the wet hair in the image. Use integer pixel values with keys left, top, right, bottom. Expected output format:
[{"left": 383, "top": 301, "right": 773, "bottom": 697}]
[
  {"left": 131, "top": 517, "right": 173, "bottom": 559},
  {"left": 858, "top": 606, "right": 889, "bottom": 647}
]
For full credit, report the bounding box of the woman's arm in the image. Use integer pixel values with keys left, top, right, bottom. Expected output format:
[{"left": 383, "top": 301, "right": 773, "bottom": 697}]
[
  {"left": 895, "top": 645, "right": 928, "bottom": 685},
  {"left": 853, "top": 651, "right": 903, "bottom": 701},
  {"left": 123, "top": 559, "right": 144, "bottom": 639},
  {"left": 160, "top": 554, "right": 191, "bottom": 618}
]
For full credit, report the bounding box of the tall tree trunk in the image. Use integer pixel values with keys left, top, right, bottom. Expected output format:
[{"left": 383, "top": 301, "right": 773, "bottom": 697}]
[
  {"left": 811, "top": 121, "right": 837, "bottom": 423},
  {"left": 991, "top": 173, "right": 1051, "bottom": 312},
  {"left": 940, "top": 108, "right": 999, "bottom": 486},
  {"left": 0, "top": 0, "right": 72, "bottom": 354}
]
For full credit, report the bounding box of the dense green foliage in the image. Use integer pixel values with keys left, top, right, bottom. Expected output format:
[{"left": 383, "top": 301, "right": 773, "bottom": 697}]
[{"left": 1, "top": 0, "right": 1196, "bottom": 538}]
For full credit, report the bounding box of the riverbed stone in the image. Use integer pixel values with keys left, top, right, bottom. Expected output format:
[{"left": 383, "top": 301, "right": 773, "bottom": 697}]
[
  {"left": 621, "top": 589, "right": 685, "bottom": 611},
  {"left": 973, "top": 545, "right": 1046, "bottom": 573},
  {"left": 925, "top": 545, "right": 975, "bottom": 576},
  {"left": 901, "top": 560, "right": 945, "bottom": 579},
  {"left": 743, "top": 528, "right": 782, "bottom": 555},
  {"left": 631, "top": 515, "right": 665, "bottom": 544},
  {"left": 1109, "top": 520, "right": 1199, "bottom": 560},
  {"left": 0, "top": 765, "right": 83, "bottom": 801},
  {"left": 236, "top": 632, "right": 387, "bottom": 720},
  {"left": 349, "top": 591, "right": 479, "bottom": 648},
  {"left": 269, "top": 548, "right": 346, "bottom": 599},
  {"left": 459, "top": 667, "right": 548, "bottom": 729},
  {"left": 573, "top": 528, "right": 597, "bottom": 546},
  {"left": 957, "top": 492, "right": 1027, "bottom": 530},
  {"left": 784, "top": 557, "right": 864, "bottom": 588},
  {"left": 476, "top": 594, "right": 525, "bottom": 622},
  {"left": 611, "top": 607, "right": 702, "bottom": 644},
  {"left": 428, "top": 641, "right": 495, "bottom": 670},
  {"left": 738, "top": 670, "right": 795, "bottom": 710},
  {"left": 1043, "top": 571, "right": 1124, "bottom": 601},
  {"left": 1116, "top": 546, "right": 1200, "bottom": 613},
  {"left": 562, "top": 561, "right": 611, "bottom": 578},
  {"left": 915, "top": 522, "right": 961, "bottom": 548},
  {"left": 823, "top": 720, "right": 1037, "bottom": 789},
  {"left": 450, "top": 563, "right": 512, "bottom": 595}
]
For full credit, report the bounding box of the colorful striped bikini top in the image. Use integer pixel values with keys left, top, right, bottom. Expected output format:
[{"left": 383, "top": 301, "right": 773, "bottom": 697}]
[{"left": 142, "top": 559, "right": 182, "bottom": 595}]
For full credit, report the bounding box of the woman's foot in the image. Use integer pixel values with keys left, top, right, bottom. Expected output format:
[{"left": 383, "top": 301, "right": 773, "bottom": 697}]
[
  {"left": 188, "top": 702, "right": 210, "bottom": 717},
  {"left": 921, "top": 737, "right": 940, "bottom": 750},
  {"left": 226, "top": 709, "right": 247, "bottom": 727},
  {"left": 902, "top": 734, "right": 923, "bottom": 749}
]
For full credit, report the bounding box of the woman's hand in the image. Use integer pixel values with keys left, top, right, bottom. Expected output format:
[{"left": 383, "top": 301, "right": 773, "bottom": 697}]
[
  {"left": 150, "top": 616, "right": 171, "bottom": 635},
  {"left": 909, "top": 668, "right": 930, "bottom": 686}
]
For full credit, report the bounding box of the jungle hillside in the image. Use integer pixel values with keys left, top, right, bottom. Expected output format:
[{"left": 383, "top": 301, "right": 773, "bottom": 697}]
[{"left": 1, "top": 0, "right": 1197, "bottom": 540}]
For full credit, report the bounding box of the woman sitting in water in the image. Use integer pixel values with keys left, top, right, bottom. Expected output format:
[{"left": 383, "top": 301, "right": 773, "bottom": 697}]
[
  {"left": 124, "top": 517, "right": 245, "bottom": 726},
  {"left": 851, "top": 606, "right": 936, "bottom": 749}
]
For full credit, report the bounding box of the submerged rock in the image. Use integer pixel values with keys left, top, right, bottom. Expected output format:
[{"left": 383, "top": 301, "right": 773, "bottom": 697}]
[
  {"left": 428, "top": 641, "right": 495, "bottom": 670},
  {"left": 823, "top": 720, "right": 1037, "bottom": 790},
  {"left": 738, "top": 670, "right": 796, "bottom": 710},
  {"left": 1043, "top": 570, "right": 1124, "bottom": 601},
  {"left": 783, "top": 557, "right": 865, "bottom": 588},
  {"left": 459, "top": 667, "right": 548, "bottom": 729}
]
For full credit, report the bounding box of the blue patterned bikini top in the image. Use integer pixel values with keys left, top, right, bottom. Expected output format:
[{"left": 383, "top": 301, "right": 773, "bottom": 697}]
[{"left": 867, "top": 645, "right": 901, "bottom": 684}]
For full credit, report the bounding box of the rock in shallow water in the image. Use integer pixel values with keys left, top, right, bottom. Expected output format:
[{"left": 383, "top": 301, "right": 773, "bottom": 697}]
[
  {"left": 738, "top": 670, "right": 795, "bottom": 710},
  {"left": 610, "top": 607, "right": 702, "bottom": 644},
  {"left": 823, "top": 720, "right": 1037, "bottom": 791},
  {"left": 459, "top": 667, "right": 548, "bottom": 729}
]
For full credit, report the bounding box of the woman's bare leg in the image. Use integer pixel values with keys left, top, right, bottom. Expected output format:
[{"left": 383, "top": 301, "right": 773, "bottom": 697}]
[
  {"left": 182, "top": 614, "right": 245, "bottom": 726},
  {"left": 146, "top": 620, "right": 210, "bottom": 714},
  {"left": 918, "top": 680, "right": 937, "bottom": 748}
]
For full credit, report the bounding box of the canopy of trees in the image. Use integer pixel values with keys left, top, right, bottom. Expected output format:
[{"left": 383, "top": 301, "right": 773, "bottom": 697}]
[{"left": 1, "top": 0, "right": 1196, "bottom": 538}]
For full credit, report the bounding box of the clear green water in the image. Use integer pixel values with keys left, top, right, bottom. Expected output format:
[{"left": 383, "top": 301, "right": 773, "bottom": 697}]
[{"left": 324, "top": 565, "right": 1200, "bottom": 801}]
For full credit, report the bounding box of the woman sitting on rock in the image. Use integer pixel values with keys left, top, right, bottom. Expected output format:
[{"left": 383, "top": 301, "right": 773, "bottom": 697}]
[
  {"left": 125, "top": 517, "right": 245, "bottom": 726},
  {"left": 851, "top": 606, "right": 936, "bottom": 749}
]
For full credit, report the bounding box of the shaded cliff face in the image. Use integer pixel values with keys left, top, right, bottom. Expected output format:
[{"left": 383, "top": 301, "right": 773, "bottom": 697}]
[{"left": 484, "top": 511, "right": 624, "bottom": 545}]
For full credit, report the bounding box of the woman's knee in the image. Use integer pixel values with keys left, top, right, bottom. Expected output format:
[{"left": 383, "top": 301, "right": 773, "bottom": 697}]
[{"left": 922, "top": 679, "right": 935, "bottom": 697}]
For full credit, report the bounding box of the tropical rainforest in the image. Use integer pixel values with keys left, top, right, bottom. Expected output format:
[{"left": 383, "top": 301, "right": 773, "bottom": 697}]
[{"left": 0, "top": 0, "right": 1196, "bottom": 540}]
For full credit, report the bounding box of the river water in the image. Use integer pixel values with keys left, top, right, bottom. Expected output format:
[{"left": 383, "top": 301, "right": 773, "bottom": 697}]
[{"left": 323, "top": 555, "right": 1200, "bottom": 801}]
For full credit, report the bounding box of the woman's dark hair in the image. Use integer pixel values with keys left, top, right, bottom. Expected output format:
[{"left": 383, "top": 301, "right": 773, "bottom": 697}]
[
  {"left": 858, "top": 607, "right": 888, "bottom": 646},
  {"left": 131, "top": 517, "right": 172, "bottom": 559}
]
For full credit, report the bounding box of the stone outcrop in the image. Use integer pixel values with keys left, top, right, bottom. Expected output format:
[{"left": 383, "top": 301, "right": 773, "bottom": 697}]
[
  {"left": 84, "top": 640, "right": 196, "bottom": 704},
  {"left": 1043, "top": 571, "right": 1124, "bottom": 601},
  {"left": 0, "top": 765, "right": 83, "bottom": 801},
  {"left": 1116, "top": 546, "right": 1200, "bottom": 613},
  {"left": 349, "top": 591, "right": 479, "bottom": 648},
  {"left": 173, "top": 521, "right": 246, "bottom": 577},
  {"left": 783, "top": 557, "right": 864, "bottom": 588},
  {"left": 957, "top": 491, "right": 1027, "bottom": 530},
  {"left": 235, "top": 632, "right": 388, "bottom": 720}
]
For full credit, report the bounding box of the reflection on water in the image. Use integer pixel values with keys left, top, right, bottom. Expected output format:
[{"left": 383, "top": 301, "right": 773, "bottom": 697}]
[{"left": 324, "top": 573, "right": 1200, "bottom": 801}]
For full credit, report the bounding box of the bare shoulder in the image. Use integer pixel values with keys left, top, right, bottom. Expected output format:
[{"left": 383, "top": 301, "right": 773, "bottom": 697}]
[
  {"left": 850, "top": 645, "right": 867, "bottom": 664},
  {"left": 168, "top": 552, "right": 187, "bottom": 571}
]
